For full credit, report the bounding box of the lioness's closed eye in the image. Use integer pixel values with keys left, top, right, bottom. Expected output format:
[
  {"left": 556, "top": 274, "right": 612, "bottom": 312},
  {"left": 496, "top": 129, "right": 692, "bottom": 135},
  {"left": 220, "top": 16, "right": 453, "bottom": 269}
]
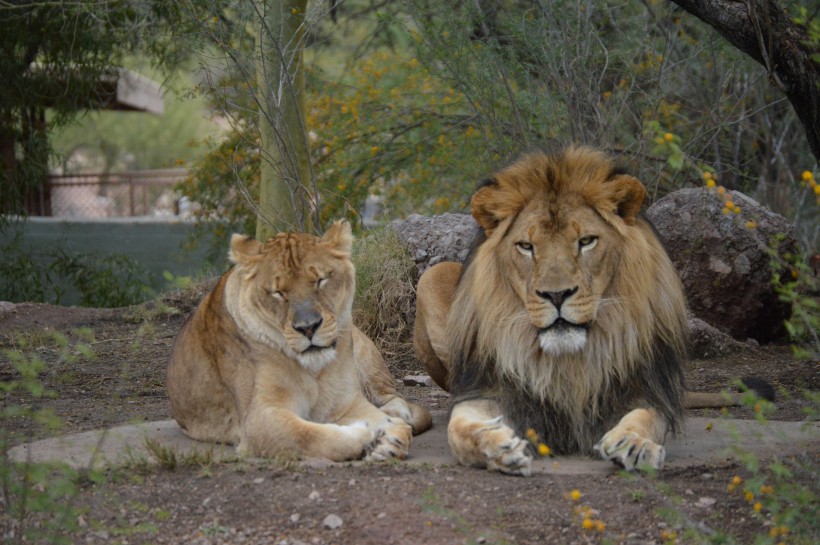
[{"left": 167, "top": 220, "right": 431, "bottom": 462}]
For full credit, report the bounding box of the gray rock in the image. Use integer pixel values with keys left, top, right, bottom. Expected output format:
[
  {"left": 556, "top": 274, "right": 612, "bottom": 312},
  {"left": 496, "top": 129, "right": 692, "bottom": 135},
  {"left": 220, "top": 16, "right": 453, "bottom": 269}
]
[
  {"left": 392, "top": 213, "right": 478, "bottom": 280},
  {"left": 688, "top": 316, "right": 750, "bottom": 359},
  {"left": 322, "top": 514, "right": 343, "bottom": 530},
  {"left": 647, "top": 187, "right": 798, "bottom": 342}
]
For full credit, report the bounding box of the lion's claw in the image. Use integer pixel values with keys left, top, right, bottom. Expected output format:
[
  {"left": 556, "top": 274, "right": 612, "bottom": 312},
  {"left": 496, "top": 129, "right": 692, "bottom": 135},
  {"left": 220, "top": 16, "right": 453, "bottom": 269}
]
[
  {"left": 594, "top": 430, "right": 665, "bottom": 471},
  {"left": 477, "top": 422, "right": 532, "bottom": 476}
]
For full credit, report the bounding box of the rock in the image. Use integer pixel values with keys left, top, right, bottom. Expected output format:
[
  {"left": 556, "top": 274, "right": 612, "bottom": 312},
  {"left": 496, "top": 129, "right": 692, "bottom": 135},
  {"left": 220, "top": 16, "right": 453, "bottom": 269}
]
[
  {"left": 402, "top": 374, "right": 434, "bottom": 387},
  {"left": 647, "top": 188, "right": 798, "bottom": 342},
  {"left": 322, "top": 514, "right": 343, "bottom": 530},
  {"left": 688, "top": 316, "right": 750, "bottom": 358},
  {"left": 392, "top": 213, "right": 478, "bottom": 280}
]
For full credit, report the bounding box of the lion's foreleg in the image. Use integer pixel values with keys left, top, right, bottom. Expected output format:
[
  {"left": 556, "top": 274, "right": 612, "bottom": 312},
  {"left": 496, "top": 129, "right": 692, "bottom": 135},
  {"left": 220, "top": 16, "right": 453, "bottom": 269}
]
[
  {"left": 448, "top": 399, "right": 532, "bottom": 476},
  {"left": 239, "top": 405, "right": 376, "bottom": 462},
  {"left": 594, "top": 408, "right": 668, "bottom": 471}
]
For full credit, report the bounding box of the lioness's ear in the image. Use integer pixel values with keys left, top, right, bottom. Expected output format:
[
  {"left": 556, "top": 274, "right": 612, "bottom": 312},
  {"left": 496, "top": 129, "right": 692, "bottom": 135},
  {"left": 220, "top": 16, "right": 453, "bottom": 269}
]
[
  {"left": 601, "top": 175, "right": 645, "bottom": 226},
  {"left": 471, "top": 178, "right": 526, "bottom": 235},
  {"left": 322, "top": 219, "right": 353, "bottom": 255},
  {"left": 229, "top": 234, "right": 262, "bottom": 265}
]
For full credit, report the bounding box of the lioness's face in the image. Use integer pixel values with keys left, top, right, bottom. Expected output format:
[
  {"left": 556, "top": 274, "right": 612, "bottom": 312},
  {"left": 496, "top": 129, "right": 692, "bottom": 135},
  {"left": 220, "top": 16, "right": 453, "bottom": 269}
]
[
  {"left": 501, "top": 196, "right": 622, "bottom": 356},
  {"left": 229, "top": 221, "right": 355, "bottom": 370}
]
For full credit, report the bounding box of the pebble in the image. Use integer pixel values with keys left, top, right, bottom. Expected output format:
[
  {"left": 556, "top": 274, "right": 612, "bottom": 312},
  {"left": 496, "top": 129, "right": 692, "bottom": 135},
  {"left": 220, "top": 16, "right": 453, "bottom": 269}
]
[
  {"left": 322, "top": 514, "right": 343, "bottom": 529},
  {"left": 290, "top": 513, "right": 301, "bottom": 524},
  {"left": 308, "top": 490, "right": 321, "bottom": 501}
]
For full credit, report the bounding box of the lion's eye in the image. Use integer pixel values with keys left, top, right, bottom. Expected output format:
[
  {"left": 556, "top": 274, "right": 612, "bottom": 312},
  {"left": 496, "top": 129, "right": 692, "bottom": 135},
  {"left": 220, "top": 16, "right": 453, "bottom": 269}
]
[
  {"left": 515, "top": 241, "right": 534, "bottom": 255},
  {"left": 578, "top": 236, "right": 598, "bottom": 252}
]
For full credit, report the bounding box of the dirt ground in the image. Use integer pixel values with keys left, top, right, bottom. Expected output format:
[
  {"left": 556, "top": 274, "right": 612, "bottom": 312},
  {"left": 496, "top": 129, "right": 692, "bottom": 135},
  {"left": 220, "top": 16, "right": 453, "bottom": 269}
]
[{"left": 0, "top": 292, "right": 818, "bottom": 545}]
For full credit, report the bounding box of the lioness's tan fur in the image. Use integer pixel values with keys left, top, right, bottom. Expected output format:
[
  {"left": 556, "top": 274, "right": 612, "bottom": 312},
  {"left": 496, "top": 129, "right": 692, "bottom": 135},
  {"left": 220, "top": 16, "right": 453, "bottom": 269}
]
[
  {"left": 168, "top": 221, "right": 431, "bottom": 462},
  {"left": 415, "top": 148, "right": 689, "bottom": 475}
]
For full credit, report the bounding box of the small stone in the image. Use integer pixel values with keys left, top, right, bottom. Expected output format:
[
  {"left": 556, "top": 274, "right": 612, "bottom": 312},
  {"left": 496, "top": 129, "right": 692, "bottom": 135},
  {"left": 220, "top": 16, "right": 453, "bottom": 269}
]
[
  {"left": 253, "top": 477, "right": 265, "bottom": 484},
  {"left": 696, "top": 497, "right": 717, "bottom": 508},
  {"left": 376, "top": 512, "right": 386, "bottom": 519},
  {"left": 402, "top": 374, "right": 434, "bottom": 387},
  {"left": 322, "top": 514, "right": 343, "bottom": 529},
  {"left": 290, "top": 513, "right": 301, "bottom": 524},
  {"left": 308, "top": 490, "right": 321, "bottom": 501}
]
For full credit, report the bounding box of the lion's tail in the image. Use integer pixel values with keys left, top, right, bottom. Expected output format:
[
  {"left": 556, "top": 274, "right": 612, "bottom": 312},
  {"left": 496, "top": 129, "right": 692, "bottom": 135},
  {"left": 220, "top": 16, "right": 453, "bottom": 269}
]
[{"left": 683, "top": 377, "right": 776, "bottom": 409}]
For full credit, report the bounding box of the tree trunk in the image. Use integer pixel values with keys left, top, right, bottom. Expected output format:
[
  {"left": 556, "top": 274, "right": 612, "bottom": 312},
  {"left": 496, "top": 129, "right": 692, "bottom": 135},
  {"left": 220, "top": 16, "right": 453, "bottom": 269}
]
[
  {"left": 668, "top": 0, "right": 820, "bottom": 162},
  {"left": 256, "top": 0, "right": 315, "bottom": 240}
]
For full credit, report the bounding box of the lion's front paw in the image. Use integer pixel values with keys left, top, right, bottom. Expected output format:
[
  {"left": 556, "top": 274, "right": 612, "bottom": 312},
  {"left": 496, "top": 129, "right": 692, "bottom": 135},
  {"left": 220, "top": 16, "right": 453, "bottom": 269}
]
[
  {"left": 456, "top": 417, "right": 532, "bottom": 476},
  {"left": 594, "top": 429, "right": 665, "bottom": 471},
  {"left": 365, "top": 417, "right": 412, "bottom": 462}
]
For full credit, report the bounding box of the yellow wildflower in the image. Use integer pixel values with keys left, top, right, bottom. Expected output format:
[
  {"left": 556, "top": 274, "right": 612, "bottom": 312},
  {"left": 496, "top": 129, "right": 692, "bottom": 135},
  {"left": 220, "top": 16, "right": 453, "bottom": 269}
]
[
  {"left": 753, "top": 502, "right": 763, "bottom": 512},
  {"left": 703, "top": 171, "right": 713, "bottom": 180},
  {"left": 569, "top": 489, "right": 582, "bottom": 501},
  {"left": 745, "top": 221, "right": 757, "bottom": 229},
  {"left": 582, "top": 518, "right": 594, "bottom": 530},
  {"left": 664, "top": 132, "right": 674, "bottom": 142},
  {"left": 722, "top": 207, "right": 731, "bottom": 215},
  {"left": 717, "top": 186, "right": 726, "bottom": 196},
  {"left": 706, "top": 179, "right": 716, "bottom": 189},
  {"left": 525, "top": 428, "right": 538, "bottom": 440},
  {"left": 537, "top": 443, "right": 551, "bottom": 457},
  {"left": 760, "top": 485, "right": 774, "bottom": 495},
  {"left": 814, "top": 185, "right": 820, "bottom": 196},
  {"left": 744, "top": 491, "right": 755, "bottom": 502},
  {"left": 731, "top": 475, "right": 743, "bottom": 486},
  {"left": 802, "top": 170, "right": 814, "bottom": 182},
  {"left": 595, "top": 520, "right": 606, "bottom": 532},
  {"left": 733, "top": 205, "right": 741, "bottom": 214}
]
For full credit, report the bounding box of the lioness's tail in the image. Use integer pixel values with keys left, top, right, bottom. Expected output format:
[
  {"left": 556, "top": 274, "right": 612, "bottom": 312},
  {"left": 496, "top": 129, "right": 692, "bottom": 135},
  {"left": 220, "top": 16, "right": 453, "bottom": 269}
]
[{"left": 684, "top": 377, "right": 775, "bottom": 409}]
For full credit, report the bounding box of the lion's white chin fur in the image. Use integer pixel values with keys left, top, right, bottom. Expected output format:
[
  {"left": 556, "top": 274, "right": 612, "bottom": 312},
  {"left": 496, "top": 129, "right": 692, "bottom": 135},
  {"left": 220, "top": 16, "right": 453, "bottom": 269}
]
[{"left": 538, "top": 328, "right": 588, "bottom": 355}]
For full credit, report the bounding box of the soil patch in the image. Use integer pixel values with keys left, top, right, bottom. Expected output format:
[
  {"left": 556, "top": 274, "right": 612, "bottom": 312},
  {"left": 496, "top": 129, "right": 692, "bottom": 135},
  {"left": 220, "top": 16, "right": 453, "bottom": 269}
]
[{"left": 0, "top": 298, "right": 817, "bottom": 544}]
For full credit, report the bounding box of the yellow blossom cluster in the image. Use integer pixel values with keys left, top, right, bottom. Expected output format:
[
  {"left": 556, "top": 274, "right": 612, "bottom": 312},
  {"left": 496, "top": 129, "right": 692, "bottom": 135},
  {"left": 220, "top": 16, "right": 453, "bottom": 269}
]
[
  {"left": 703, "top": 171, "right": 742, "bottom": 216},
  {"left": 727, "top": 475, "right": 784, "bottom": 520},
  {"left": 573, "top": 503, "right": 606, "bottom": 533},
  {"left": 524, "top": 428, "right": 551, "bottom": 457},
  {"left": 800, "top": 169, "right": 820, "bottom": 206}
]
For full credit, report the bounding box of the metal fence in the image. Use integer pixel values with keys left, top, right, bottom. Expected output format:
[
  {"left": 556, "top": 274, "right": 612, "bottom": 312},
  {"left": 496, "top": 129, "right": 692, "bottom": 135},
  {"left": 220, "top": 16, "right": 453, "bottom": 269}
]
[{"left": 43, "top": 169, "right": 189, "bottom": 218}]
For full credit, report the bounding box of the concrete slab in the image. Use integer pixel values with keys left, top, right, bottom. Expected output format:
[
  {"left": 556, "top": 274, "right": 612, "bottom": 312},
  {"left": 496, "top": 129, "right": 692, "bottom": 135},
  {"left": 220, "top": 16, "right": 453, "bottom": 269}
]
[{"left": 9, "top": 412, "right": 818, "bottom": 475}]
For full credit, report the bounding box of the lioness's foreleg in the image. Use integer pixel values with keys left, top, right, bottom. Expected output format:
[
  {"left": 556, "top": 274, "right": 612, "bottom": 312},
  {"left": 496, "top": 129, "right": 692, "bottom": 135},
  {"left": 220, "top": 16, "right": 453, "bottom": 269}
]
[
  {"left": 239, "top": 405, "right": 377, "bottom": 462},
  {"left": 448, "top": 399, "right": 532, "bottom": 476},
  {"left": 593, "top": 408, "right": 668, "bottom": 471}
]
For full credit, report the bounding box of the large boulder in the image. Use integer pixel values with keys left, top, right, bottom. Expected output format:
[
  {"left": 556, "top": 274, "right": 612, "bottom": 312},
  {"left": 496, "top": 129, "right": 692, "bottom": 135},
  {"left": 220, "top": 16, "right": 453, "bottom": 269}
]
[
  {"left": 392, "top": 213, "right": 478, "bottom": 280},
  {"left": 647, "top": 188, "right": 799, "bottom": 343}
]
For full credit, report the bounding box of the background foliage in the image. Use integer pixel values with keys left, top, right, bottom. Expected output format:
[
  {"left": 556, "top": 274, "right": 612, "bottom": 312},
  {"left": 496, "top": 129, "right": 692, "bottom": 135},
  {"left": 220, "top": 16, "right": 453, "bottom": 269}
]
[{"left": 177, "top": 0, "right": 816, "bottom": 254}]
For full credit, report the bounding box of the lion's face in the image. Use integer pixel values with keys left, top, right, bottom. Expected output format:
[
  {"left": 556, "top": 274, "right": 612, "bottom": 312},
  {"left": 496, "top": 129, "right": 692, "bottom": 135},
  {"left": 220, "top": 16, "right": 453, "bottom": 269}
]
[
  {"left": 470, "top": 147, "right": 647, "bottom": 357},
  {"left": 503, "top": 197, "right": 622, "bottom": 355},
  {"left": 227, "top": 221, "right": 355, "bottom": 371}
]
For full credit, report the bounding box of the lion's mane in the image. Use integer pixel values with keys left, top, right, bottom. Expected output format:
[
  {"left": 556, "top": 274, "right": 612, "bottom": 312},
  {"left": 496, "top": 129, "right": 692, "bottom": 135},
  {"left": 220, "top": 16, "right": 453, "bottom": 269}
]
[{"left": 448, "top": 148, "right": 688, "bottom": 454}]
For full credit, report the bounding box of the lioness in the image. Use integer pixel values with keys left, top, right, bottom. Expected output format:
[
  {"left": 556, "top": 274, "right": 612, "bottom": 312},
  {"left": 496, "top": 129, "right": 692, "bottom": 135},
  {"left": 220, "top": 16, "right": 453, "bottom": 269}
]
[
  {"left": 414, "top": 147, "right": 689, "bottom": 475},
  {"left": 168, "top": 220, "right": 432, "bottom": 462}
]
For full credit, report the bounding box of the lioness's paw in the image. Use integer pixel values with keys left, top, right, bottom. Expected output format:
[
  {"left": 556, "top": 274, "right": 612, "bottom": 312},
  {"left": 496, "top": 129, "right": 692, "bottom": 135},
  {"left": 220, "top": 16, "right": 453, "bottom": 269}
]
[
  {"left": 594, "top": 430, "right": 665, "bottom": 471},
  {"left": 365, "top": 417, "right": 412, "bottom": 462},
  {"left": 476, "top": 418, "right": 532, "bottom": 476},
  {"left": 340, "top": 421, "right": 377, "bottom": 454}
]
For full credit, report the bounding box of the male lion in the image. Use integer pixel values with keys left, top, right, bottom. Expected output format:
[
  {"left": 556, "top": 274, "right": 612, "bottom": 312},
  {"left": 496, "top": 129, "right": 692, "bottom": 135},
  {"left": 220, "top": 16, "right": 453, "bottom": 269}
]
[
  {"left": 414, "top": 147, "right": 689, "bottom": 475},
  {"left": 168, "top": 220, "right": 432, "bottom": 462}
]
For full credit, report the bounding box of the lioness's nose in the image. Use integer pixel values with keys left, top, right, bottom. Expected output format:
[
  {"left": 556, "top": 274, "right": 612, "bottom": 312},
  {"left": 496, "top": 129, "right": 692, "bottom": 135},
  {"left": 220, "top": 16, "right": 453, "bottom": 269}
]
[
  {"left": 536, "top": 287, "right": 578, "bottom": 310},
  {"left": 293, "top": 316, "right": 323, "bottom": 340},
  {"left": 293, "top": 304, "right": 323, "bottom": 340}
]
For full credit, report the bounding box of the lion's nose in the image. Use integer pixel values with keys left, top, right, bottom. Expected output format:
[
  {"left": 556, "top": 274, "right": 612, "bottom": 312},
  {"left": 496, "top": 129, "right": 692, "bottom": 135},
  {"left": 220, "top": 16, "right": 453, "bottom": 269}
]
[{"left": 536, "top": 287, "right": 578, "bottom": 310}]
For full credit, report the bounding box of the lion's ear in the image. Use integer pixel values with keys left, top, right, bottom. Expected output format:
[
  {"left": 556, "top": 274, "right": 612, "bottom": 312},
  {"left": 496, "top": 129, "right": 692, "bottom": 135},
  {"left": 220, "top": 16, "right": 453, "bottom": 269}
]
[
  {"left": 322, "top": 219, "right": 353, "bottom": 255},
  {"left": 602, "top": 175, "right": 645, "bottom": 226},
  {"left": 471, "top": 178, "right": 526, "bottom": 235},
  {"left": 229, "top": 234, "right": 263, "bottom": 265}
]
